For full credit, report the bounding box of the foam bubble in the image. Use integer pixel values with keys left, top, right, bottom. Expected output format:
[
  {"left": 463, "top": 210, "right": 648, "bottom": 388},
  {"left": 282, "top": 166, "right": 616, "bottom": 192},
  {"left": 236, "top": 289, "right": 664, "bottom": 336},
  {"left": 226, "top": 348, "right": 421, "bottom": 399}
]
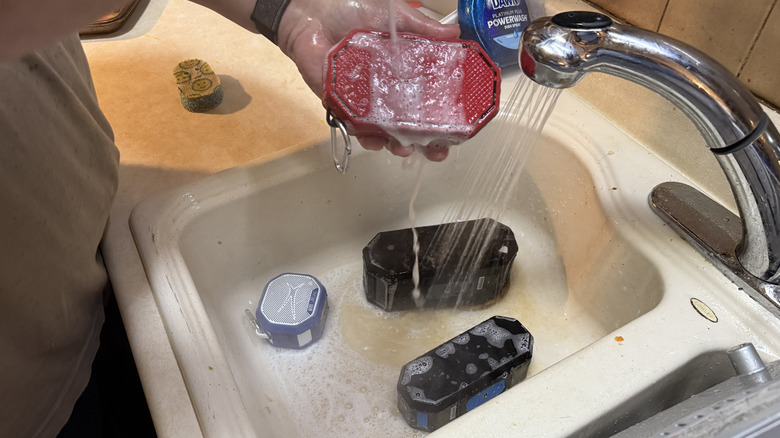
[
  {"left": 435, "top": 342, "right": 456, "bottom": 358},
  {"left": 470, "top": 319, "right": 516, "bottom": 349},
  {"left": 407, "top": 385, "right": 430, "bottom": 402},
  {"left": 452, "top": 333, "right": 470, "bottom": 345},
  {"left": 400, "top": 356, "right": 433, "bottom": 385},
  {"left": 351, "top": 33, "right": 470, "bottom": 147}
]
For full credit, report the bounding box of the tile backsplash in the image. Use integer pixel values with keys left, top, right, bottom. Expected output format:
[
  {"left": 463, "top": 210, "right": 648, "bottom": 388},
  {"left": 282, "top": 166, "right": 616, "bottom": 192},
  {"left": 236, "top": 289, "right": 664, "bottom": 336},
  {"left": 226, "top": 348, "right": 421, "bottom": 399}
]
[{"left": 588, "top": 0, "right": 780, "bottom": 108}]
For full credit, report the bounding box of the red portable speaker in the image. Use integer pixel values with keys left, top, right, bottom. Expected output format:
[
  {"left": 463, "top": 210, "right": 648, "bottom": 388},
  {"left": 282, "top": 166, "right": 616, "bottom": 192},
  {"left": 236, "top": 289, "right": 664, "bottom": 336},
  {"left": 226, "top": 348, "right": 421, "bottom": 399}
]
[{"left": 322, "top": 30, "right": 501, "bottom": 148}]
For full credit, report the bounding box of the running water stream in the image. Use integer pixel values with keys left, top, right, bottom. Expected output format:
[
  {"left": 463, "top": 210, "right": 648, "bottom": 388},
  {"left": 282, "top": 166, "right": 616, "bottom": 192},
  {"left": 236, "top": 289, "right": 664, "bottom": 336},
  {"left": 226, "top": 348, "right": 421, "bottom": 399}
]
[
  {"left": 406, "top": 154, "right": 425, "bottom": 306},
  {"left": 385, "top": 1, "right": 429, "bottom": 303},
  {"left": 382, "top": 2, "right": 562, "bottom": 307},
  {"left": 417, "top": 75, "right": 562, "bottom": 308}
]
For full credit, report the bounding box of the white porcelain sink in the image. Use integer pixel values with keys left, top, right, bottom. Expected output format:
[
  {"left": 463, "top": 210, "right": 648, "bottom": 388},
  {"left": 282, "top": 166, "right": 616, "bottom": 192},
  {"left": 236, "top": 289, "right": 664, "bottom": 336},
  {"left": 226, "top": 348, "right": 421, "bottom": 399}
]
[{"left": 131, "top": 78, "right": 780, "bottom": 437}]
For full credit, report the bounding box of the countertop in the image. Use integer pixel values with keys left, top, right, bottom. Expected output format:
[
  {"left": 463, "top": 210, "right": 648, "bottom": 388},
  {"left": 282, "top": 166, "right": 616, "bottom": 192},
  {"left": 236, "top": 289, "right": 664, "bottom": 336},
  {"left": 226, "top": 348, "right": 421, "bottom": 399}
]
[{"left": 82, "top": 0, "right": 330, "bottom": 435}]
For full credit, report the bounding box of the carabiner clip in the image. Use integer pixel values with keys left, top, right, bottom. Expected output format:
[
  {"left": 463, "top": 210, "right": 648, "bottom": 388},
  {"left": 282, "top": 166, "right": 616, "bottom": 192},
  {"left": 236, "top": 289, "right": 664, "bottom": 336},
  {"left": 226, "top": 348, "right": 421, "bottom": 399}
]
[{"left": 327, "top": 109, "right": 351, "bottom": 174}]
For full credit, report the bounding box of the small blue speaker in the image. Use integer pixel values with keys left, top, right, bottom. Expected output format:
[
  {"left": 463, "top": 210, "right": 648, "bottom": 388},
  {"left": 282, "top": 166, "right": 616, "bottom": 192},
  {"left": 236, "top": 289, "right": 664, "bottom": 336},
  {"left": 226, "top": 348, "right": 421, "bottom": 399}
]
[{"left": 255, "top": 273, "right": 328, "bottom": 349}]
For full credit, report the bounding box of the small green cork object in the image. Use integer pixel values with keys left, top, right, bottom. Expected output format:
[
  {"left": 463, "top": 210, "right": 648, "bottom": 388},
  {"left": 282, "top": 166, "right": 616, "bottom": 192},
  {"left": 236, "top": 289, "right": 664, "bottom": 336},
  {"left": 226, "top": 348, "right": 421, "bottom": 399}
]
[{"left": 174, "top": 59, "right": 223, "bottom": 112}]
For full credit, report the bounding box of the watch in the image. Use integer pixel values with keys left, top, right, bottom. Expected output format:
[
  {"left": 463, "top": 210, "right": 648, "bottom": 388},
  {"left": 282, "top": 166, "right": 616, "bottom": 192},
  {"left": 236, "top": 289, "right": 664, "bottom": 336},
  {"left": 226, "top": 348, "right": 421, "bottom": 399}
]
[{"left": 251, "top": 0, "right": 292, "bottom": 44}]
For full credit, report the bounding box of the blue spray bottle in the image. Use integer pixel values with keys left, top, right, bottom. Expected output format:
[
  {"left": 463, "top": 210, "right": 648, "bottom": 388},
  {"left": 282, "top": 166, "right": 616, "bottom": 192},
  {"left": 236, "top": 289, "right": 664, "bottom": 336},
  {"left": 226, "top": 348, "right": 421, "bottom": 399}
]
[{"left": 458, "top": 0, "right": 532, "bottom": 69}]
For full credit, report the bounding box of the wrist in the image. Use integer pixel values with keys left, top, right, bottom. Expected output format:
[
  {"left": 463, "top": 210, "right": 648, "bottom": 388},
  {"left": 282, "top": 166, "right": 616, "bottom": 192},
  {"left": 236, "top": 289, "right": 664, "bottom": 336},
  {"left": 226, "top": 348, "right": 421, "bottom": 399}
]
[{"left": 250, "top": 0, "right": 292, "bottom": 44}]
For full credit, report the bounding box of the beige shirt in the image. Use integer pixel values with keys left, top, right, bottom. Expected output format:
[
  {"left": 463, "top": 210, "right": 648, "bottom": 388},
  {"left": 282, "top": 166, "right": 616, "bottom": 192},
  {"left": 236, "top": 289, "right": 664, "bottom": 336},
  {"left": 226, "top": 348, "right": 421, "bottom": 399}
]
[{"left": 0, "top": 34, "right": 119, "bottom": 437}]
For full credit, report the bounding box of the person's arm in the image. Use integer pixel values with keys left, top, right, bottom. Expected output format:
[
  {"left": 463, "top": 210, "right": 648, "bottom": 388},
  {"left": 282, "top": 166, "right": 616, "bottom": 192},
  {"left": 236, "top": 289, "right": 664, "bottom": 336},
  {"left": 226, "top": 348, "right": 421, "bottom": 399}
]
[
  {"left": 197, "top": 0, "right": 459, "bottom": 159},
  {"left": 0, "top": 0, "right": 125, "bottom": 61},
  {"left": 194, "top": 0, "right": 459, "bottom": 95}
]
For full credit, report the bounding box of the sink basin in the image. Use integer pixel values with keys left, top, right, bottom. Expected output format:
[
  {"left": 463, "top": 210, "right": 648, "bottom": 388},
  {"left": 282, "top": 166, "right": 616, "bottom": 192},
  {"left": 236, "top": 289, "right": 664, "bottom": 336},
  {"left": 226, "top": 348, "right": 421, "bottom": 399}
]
[{"left": 131, "top": 78, "right": 780, "bottom": 437}]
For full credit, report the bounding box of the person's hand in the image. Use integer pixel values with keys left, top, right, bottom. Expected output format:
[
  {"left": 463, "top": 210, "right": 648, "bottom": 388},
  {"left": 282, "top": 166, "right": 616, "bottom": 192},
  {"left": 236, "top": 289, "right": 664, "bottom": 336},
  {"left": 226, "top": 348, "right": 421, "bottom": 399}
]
[{"left": 277, "top": 0, "right": 459, "bottom": 161}]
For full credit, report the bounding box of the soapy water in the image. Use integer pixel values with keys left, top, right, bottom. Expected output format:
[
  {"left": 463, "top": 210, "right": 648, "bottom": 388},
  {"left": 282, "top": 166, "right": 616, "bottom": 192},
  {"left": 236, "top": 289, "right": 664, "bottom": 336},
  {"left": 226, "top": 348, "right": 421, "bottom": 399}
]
[
  {"left": 235, "top": 223, "right": 608, "bottom": 437},
  {"left": 348, "top": 32, "right": 469, "bottom": 147}
]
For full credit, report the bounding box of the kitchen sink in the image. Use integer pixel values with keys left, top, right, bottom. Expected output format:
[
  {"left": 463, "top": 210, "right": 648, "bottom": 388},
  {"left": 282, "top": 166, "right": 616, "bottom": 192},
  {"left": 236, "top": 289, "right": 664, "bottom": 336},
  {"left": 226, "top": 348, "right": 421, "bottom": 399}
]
[{"left": 130, "top": 78, "right": 780, "bottom": 437}]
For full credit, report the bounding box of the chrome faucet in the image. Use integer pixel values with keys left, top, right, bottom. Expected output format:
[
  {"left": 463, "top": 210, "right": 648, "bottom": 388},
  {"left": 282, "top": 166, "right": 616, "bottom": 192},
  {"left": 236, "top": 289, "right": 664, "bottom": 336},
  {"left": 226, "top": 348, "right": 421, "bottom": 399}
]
[{"left": 520, "top": 11, "right": 780, "bottom": 315}]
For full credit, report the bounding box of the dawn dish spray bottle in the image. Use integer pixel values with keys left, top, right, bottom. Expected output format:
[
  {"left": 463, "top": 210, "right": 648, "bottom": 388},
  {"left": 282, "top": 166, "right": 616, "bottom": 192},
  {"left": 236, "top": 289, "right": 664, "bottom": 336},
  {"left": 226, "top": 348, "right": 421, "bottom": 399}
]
[{"left": 458, "top": 0, "right": 533, "bottom": 69}]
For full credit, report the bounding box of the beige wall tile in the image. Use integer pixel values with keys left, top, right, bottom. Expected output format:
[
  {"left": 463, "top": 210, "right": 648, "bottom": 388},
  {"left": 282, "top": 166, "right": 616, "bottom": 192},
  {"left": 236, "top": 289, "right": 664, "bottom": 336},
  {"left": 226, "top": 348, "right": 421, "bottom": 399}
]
[
  {"left": 588, "top": 0, "right": 668, "bottom": 29},
  {"left": 740, "top": 4, "right": 780, "bottom": 105},
  {"left": 658, "top": 0, "right": 774, "bottom": 74}
]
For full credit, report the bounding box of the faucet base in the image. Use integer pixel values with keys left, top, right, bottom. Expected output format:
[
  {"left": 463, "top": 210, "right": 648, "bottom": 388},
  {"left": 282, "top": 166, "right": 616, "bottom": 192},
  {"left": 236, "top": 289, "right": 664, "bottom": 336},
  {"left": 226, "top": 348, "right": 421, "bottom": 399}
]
[{"left": 649, "top": 182, "right": 780, "bottom": 318}]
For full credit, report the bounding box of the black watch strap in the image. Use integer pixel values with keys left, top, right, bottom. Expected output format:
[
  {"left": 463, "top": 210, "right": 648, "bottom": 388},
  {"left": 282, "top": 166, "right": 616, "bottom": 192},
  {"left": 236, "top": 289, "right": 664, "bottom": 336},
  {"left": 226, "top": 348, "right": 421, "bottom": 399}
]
[{"left": 251, "top": 0, "right": 292, "bottom": 45}]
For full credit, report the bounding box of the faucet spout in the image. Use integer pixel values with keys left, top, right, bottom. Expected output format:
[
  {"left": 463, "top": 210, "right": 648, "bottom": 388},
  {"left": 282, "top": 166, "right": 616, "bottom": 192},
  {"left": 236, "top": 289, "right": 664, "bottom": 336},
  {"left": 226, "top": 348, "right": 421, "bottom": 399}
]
[{"left": 520, "top": 11, "right": 780, "bottom": 288}]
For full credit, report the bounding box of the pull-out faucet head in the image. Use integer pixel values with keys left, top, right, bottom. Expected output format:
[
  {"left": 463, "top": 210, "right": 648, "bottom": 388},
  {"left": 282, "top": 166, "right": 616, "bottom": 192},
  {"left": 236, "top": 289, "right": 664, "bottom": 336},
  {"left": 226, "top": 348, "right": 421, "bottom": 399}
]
[{"left": 520, "top": 11, "right": 614, "bottom": 89}]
